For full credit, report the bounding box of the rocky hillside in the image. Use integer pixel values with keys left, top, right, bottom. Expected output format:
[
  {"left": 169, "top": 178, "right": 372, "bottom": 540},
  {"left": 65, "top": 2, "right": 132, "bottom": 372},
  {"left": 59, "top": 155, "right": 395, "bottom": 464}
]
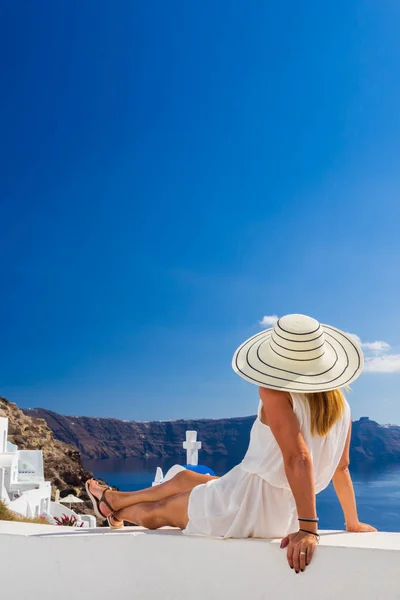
[
  {"left": 23, "top": 408, "right": 400, "bottom": 468},
  {"left": 0, "top": 397, "right": 93, "bottom": 511},
  {"left": 350, "top": 417, "right": 400, "bottom": 466},
  {"left": 22, "top": 408, "right": 254, "bottom": 462}
]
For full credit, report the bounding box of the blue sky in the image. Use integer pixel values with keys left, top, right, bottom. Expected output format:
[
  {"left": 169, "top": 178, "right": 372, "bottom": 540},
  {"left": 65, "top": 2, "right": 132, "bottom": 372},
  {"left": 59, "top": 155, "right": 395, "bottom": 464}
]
[{"left": 1, "top": 1, "right": 400, "bottom": 422}]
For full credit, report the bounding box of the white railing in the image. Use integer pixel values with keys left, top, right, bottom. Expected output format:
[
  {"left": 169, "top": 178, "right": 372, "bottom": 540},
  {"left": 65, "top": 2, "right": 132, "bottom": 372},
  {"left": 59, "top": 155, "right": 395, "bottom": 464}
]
[{"left": 49, "top": 501, "right": 96, "bottom": 528}]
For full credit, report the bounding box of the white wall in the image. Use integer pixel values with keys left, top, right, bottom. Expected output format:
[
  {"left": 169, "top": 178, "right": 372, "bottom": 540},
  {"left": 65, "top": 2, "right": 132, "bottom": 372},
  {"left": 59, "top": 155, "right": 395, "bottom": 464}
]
[
  {"left": 0, "top": 417, "right": 52, "bottom": 521},
  {"left": 0, "top": 467, "right": 10, "bottom": 503},
  {"left": 17, "top": 449, "right": 44, "bottom": 481},
  {"left": 49, "top": 501, "right": 96, "bottom": 528},
  {"left": 0, "top": 453, "right": 15, "bottom": 468},
  {"left": 50, "top": 501, "right": 79, "bottom": 520},
  {"left": 7, "top": 483, "right": 51, "bottom": 518},
  {"left": 0, "top": 526, "right": 399, "bottom": 600},
  {"left": 0, "top": 417, "right": 8, "bottom": 453},
  {"left": 0, "top": 454, "right": 18, "bottom": 489},
  {"left": 7, "top": 494, "right": 30, "bottom": 516}
]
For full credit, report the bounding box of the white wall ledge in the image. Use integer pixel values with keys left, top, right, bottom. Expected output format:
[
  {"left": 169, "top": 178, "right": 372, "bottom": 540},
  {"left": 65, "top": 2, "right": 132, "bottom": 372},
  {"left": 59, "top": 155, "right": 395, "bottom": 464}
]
[{"left": 1, "top": 523, "right": 399, "bottom": 599}]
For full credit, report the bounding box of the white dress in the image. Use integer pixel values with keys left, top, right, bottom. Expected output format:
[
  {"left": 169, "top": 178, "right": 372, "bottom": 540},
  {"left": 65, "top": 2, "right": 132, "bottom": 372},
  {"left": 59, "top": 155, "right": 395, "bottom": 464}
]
[{"left": 183, "top": 393, "right": 351, "bottom": 539}]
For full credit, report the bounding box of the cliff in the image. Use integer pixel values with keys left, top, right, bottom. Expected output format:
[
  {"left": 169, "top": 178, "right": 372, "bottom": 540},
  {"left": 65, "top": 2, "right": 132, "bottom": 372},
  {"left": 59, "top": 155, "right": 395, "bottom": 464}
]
[
  {"left": 0, "top": 397, "right": 93, "bottom": 512},
  {"left": 22, "top": 408, "right": 400, "bottom": 468},
  {"left": 22, "top": 408, "right": 254, "bottom": 462},
  {"left": 350, "top": 417, "right": 400, "bottom": 466}
]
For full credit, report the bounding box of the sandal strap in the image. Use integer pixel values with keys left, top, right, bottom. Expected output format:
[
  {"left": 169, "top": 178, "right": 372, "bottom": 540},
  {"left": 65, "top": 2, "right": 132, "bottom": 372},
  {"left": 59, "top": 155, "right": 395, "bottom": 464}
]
[
  {"left": 100, "top": 488, "right": 114, "bottom": 514},
  {"left": 108, "top": 515, "right": 124, "bottom": 527},
  {"left": 97, "top": 481, "right": 111, "bottom": 489}
]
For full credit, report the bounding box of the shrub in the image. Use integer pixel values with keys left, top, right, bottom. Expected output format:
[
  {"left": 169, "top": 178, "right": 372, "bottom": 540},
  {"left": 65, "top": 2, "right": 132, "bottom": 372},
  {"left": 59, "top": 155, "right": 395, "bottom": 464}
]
[
  {"left": 53, "top": 514, "right": 83, "bottom": 527},
  {"left": 0, "top": 500, "right": 51, "bottom": 525}
]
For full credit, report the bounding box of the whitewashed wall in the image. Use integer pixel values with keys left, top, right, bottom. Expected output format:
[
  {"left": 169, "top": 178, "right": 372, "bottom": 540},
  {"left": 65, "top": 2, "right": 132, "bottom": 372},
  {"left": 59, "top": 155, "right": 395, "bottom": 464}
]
[
  {"left": 0, "top": 417, "right": 8, "bottom": 452},
  {"left": 7, "top": 483, "right": 51, "bottom": 517},
  {"left": 1, "top": 525, "right": 399, "bottom": 600},
  {"left": 17, "top": 450, "right": 45, "bottom": 481},
  {"left": 0, "top": 467, "right": 9, "bottom": 502},
  {"left": 48, "top": 500, "right": 96, "bottom": 527}
]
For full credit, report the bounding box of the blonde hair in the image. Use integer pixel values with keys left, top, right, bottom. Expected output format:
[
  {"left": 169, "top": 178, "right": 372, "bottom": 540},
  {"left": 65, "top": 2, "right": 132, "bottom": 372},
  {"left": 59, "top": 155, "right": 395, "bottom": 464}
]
[{"left": 306, "top": 389, "right": 345, "bottom": 436}]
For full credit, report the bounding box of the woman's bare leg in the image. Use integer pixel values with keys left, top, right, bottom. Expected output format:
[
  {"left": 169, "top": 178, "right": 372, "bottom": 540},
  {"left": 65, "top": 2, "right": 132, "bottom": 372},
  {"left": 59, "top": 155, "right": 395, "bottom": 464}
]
[
  {"left": 87, "top": 470, "right": 217, "bottom": 517},
  {"left": 114, "top": 490, "right": 191, "bottom": 529}
]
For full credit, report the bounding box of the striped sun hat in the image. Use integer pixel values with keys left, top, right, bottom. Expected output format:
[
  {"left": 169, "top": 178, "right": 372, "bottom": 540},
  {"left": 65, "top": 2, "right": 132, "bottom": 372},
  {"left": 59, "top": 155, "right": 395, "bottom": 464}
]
[{"left": 232, "top": 314, "right": 364, "bottom": 393}]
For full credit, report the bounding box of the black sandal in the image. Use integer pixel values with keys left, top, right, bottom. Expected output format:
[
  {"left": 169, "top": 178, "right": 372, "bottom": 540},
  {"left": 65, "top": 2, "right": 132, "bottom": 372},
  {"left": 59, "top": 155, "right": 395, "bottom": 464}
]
[{"left": 85, "top": 479, "right": 124, "bottom": 529}]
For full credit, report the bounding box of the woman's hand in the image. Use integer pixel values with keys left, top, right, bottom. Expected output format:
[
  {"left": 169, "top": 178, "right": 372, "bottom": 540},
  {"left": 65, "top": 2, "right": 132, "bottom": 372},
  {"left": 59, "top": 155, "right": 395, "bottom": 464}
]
[
  {"left": 280, "top": 530, "right": 317, "bottom": 573},
  {"left": 346, "top": 521, "right": 378, "bottom": 533}
]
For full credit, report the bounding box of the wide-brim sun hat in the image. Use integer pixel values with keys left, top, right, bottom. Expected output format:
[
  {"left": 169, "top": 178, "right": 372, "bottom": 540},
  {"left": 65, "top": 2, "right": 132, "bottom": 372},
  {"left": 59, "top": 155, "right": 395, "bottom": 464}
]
[{"left": 232, "top": 314, "right": 364, "bottom": 393}]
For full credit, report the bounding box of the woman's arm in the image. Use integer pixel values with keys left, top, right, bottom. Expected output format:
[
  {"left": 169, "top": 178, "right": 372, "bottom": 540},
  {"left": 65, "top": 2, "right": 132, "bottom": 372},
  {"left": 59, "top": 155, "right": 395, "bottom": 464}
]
[
  {"left": 259, "top": 386, "right": 317, "bottom": 528},
  {"left": 259, "top": 387, "right": 318, "bottom": 572},
  {"left": 332, "top": 423, "right": 377, "bottom": 532},
  {"left": 332, "top": 423, "right": 359, "bottom": 529}
]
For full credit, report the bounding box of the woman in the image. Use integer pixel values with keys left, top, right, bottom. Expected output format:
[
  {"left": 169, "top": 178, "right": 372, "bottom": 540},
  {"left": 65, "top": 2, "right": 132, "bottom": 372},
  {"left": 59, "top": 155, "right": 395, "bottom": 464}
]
[{"left": 87, "top": 314, "right": 377, "bottom": 573}]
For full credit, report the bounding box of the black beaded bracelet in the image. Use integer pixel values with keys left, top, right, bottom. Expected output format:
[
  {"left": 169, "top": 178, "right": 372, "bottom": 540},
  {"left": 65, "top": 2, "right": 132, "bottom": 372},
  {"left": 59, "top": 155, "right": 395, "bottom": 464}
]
[
  {"left": 299, "top": 528, "right": 320, "bottom": 543},
  {"left": 298, "top": 517, "right": 319, "bottom": 523}
]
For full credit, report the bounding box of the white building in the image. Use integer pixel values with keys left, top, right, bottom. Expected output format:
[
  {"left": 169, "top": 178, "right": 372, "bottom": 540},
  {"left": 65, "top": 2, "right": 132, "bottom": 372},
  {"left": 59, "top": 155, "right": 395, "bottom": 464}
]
[
  {"left": 0, "top": 416, "right": 95, "bottom": 527},
  {"left": 0, "top": 415, "right": 51, "bottom": 518}
]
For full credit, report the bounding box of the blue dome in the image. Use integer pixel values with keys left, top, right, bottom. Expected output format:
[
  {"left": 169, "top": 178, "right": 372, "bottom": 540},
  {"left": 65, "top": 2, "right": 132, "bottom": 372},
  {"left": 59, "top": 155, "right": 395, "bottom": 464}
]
[{"left": 183, "top": 464, "right": 216, "bottom": 476}]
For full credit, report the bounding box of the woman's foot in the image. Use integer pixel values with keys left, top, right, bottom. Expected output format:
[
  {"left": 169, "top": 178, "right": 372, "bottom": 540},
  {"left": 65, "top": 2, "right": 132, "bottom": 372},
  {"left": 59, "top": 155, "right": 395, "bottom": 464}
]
[
  {"left": 86, "top": 479, "right": 124, "bottom": 528},
  {"left": 107, "top": 514, "right": 125, "bottom": 529},
  {"left": 86, "top": 479, "right": 114, "bottom": 518}
]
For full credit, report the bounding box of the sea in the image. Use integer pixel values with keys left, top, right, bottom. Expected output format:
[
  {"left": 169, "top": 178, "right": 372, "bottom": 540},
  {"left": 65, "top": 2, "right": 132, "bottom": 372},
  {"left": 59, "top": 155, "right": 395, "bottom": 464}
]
[{"left": 84, "top": 456, "right": 400, "bottom": 533}]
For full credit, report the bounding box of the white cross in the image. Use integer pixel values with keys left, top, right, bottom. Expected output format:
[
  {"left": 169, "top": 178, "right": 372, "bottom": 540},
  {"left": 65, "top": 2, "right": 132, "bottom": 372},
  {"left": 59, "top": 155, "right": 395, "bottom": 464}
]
[{"left": 183, "top": 430, "right": 202, "bottom": 466}]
